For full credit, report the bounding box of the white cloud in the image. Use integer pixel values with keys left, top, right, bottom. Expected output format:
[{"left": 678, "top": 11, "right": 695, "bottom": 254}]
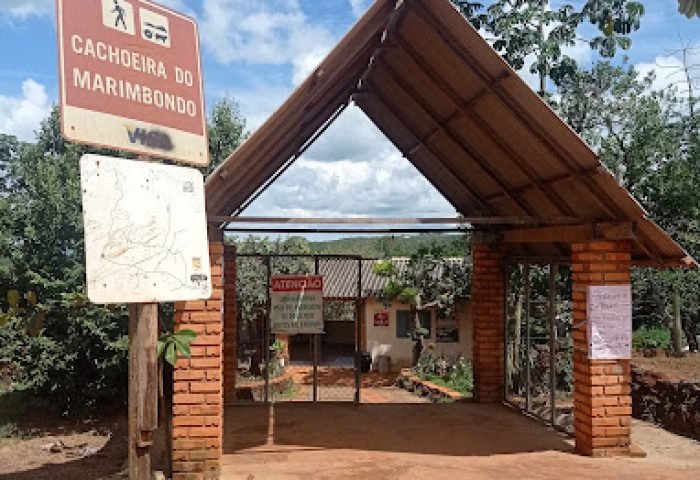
[
  {"left": 0, "top": 79, "right": 51, "bottom": 141},
  {"left": 349, "top": 0, "right": 372, "bottom": 18},
  {"left": 245, "top": 150, "right": 455, "bottom": 219},
  {"left": 303, "top": 105, "right": 392, "bottom": 162},
  {"left": 0, "top": 0, "right": 52, "bottom": 18},
  {"left": 200, "top": 0, "right": 336, "bottom": 86},
  {"left": 635, "top": 51, "right": 700, "bottom": 93}
]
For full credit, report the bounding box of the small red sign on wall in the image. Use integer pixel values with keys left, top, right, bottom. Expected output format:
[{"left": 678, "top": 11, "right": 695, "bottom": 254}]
[{"left": 374, "top": 311, "right": 389, "bottom": 326}]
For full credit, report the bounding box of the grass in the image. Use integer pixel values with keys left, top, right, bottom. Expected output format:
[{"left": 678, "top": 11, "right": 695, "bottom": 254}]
[{"left": 420, "top": 374, "right": 473, "bottom": 397}]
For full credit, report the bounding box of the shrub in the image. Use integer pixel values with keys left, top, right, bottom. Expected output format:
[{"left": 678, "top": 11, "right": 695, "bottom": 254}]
[
  {"left": 0, "top": 307, "right": 129, "bottom": 414},
  {"left": 414, "top": 349, "right": 473, "bottom": 396},
  {"left": 633, "top": 325, "right": 672, "bottom": 350}
]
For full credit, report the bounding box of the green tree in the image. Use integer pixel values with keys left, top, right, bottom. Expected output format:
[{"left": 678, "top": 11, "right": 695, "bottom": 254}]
[
  {"left": 205, "top": 96, "right": 247, "bottom": 176},
  {"left": 0, "top": 97, "right": 250, "bottom": 411},
  {"left": 454, "top": 0, "right": 644, "bottom": 95},
  {"left": 553, "top": 60, "right": 700, "bottom": 351},
  {"left": 0, "top": 109, "right": 130, "bottom": 412}
]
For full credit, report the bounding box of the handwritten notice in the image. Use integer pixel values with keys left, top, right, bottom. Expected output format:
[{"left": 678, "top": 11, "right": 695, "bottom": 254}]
[{"left": 587, "top": 285, "right": 632, "bottom": 360}]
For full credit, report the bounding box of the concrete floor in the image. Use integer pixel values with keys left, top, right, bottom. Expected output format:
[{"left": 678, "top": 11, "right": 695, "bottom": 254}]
[{"left": 222, "top": 403, "right": 700, "bottom": 480}]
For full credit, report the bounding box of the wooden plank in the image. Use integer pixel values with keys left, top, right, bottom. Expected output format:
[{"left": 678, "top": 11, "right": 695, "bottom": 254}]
[
  {"left": 377, "top": 57, "right": 538, "bottom": 217},
  {"left": 209, "top": 216, "right": 579, "bottom": 225},
  {"left": 408, "top": 0, "right": 628, "bottom": 221},
  {"left": 501, "top": 222, "right": 635, "bottom": 244},
  {"left": 128, "top": 303, "right": 158, "bottom": 479}
]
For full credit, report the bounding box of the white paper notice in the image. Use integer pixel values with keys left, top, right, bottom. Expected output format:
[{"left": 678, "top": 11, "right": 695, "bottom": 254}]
[{"left": 587, "top": 285, "right": 632, "bottom": 360}]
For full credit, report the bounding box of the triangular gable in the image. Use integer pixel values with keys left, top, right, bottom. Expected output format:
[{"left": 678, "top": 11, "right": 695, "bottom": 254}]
[{"left": 205, "top": 0, "right": 695, "bottom": 268}]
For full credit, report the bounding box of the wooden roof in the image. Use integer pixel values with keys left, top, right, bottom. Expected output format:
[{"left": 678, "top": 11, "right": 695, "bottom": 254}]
[{"left": 205, "top": 0, "right": 696, "bottom": 268}]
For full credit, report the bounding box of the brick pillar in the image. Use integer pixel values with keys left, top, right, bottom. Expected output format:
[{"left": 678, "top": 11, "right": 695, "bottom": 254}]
[
  {"left": 471, "top": 242, "right": 506, "bottom": 403},
  {"left": 572, "top": 240, "right": 633, "bottom": 457},
  {"left": 172, "top": 242, "right": 224, "bottom": 479},
  {"left": 223, "top": 244, "right": 237, "bottom": 404}
]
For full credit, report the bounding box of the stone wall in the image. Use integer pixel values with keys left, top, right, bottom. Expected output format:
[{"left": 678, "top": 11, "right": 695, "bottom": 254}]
[{"left": 632, "top": 366, "right": 700, "bottom": 441}]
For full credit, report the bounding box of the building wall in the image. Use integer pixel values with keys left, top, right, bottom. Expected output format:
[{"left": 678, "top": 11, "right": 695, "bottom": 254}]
[{"left": 364, "top": 298, "right": 472, "bottom": 371}]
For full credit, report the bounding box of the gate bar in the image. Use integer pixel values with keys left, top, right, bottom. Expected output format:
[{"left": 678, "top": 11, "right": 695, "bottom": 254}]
[
  {"left": 549, "top": 263, "right": 559, "bottom": 427},
  {"left": 264, "top": 255, "right": 271, "bottom": 403},
  {"left": 524, "top": 263, "right": 532, "bottom": 412},
  {"left": 355, "top": 257, "right": 362, "bottom": 404},
  {"left": 313, "top": 257, "right": 319, "bottom": 402}
]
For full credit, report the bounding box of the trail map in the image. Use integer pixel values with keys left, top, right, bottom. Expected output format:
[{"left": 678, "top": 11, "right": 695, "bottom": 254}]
[{"left": 80, "top": 154, "right": 211, "bottom": 303}]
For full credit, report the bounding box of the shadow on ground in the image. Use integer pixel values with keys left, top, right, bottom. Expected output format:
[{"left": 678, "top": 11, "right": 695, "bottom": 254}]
[{"left": 223, "top": 402, "right": 573, "bottom": 456}]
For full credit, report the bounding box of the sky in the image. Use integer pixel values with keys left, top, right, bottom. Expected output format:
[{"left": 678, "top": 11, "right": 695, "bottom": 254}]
[{"left": 0, "top": 0, "right": 698, "bottom": 228}]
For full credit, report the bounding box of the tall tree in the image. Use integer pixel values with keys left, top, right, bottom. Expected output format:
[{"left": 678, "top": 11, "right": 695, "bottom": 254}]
[
  {"left": 205, "top": 96, "right": 247, "bottom": 177},
  {"left": 453, "top": 0, "right": 644, "bottom": 95},
  {"left": 554, "top": 60, "right": 700, "bottom": 351}
]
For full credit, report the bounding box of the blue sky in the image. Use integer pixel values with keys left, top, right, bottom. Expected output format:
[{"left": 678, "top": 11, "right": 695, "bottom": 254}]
[{"left": 0, "top": 0, "right": 698, "bottom": 223}]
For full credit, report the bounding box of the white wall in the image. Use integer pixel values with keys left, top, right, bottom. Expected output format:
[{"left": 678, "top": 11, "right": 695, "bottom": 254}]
[{"left": 364, "top": 298, "right": 472, "bottom": 371}]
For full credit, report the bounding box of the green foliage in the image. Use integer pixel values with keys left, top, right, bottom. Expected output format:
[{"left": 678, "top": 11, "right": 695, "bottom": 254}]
[
  {"left": 0, "top": 98, "right": 247, "bottom": 413},
  {"left": 311, "top": 233, "right": 470, "bottom": 258},
  {"left": 455, "top": 0, "right": 644, "bottom": 94},
  {"left": 414, "top": 349, "right": 474, "bottom": 396},
  {"left": 633, "top": 325, "right": 673, "bottom": 350},
  {"left": 158, "top": 329, "right": 197, "bottom": 367},
  {"left": 553, "top": 56, "right": 700, "bottom": 351},
  {"left": 204, "top": 96, "right": 247, "bottom": 176},
  {"left": 678, "top": 0, "right": 700, "bottom": 18},
  {"left": 373, "top": 246, "right": 471, "bottom": 320}
]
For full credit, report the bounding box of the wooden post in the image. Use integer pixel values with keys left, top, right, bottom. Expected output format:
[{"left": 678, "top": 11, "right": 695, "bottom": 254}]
[
  {"left": 129, "top": 303, "right": 159, "bottom": 480},
  {"left": 672, "top": 289, "right": 683, "bottom": 356}
]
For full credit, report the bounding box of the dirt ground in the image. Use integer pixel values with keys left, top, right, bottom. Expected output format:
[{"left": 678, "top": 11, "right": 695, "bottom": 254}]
[
  {"left": 0, "top": 415, "right": 127, "bottom": 479},
  {"left": 1, "top": 399, "right": 699, "bottom": 479},
  {"left": 632, "top": 353, "right": 700, "bottom": 383},
  {"left": 222, "top": 403, "right": 700, "bottom": 480}
]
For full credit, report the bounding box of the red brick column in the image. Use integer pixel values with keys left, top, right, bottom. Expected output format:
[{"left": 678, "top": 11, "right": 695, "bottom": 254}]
[
  {"left": 172, "top": 242, "right": 224, "bottom": 479},
  {"left": 223, "top": 244, "right": 237, "bottom": 404},
  {"left": 471, "top": 242, "right": 506, "bottom": 403},
  {"left": 572, "top": 240, "right": 633, "bottom": 457}
]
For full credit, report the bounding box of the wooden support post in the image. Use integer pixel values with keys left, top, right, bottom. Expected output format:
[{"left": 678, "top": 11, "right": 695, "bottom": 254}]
[
  {"left": 672, "top": 289, "right": 683, "bottom": 356},
  {"left": 129, "top": 303, "right": 159, "bottom": 480}
]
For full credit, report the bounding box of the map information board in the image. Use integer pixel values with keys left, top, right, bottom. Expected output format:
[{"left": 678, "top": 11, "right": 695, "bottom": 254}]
[
  {"left": 587, "top": 285, "right": 632, "bottom": 360},
  {"left": 270, "top": 276, "right": 324, "bottom": 334},
  {"left": 80, "top": 154, "right": 211, "bottom": 303}
]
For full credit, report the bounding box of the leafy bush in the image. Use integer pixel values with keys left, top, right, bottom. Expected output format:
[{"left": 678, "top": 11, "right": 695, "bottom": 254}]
[
  {"left": 633, "top": 325, "right": 672, "bottom": 350},
  {"left": 414, "top": 348, "right": 473, "bottom": 396},
  {"left": 0, "top": 309, "right": 129, "bottom": 414}
]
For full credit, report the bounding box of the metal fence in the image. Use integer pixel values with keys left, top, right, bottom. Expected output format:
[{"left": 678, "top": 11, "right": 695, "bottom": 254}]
[
  {"left": 232, "top": 254, "right": 362, "bottom": 405},
  {"left": 505, "top": 263, "right": 574, "bottom": 434}
]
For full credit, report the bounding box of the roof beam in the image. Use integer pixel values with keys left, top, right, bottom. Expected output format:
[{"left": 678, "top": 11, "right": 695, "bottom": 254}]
[
  {"left": 222, "top": 227, "right": 469, "bottom": 234},
  {"left": 390, "top": 31, "right": 578, "bottom": 218},
  {"left": 209, "top": 216, "right": 580, "bottom": 225},
  {"left": 409, "top": 0, "right": 625, "bottom": 221},
  {"left": 501, "top": 222, "right": 635, "bottom": 244},
  {"left": 375, "top": 58, "right": 539, "bottom": 218}
]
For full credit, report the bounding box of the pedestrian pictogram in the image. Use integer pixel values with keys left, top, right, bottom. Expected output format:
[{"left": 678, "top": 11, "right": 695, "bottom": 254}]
[{"left": 101, "top": 0, "right": 135, "bottom": 35}]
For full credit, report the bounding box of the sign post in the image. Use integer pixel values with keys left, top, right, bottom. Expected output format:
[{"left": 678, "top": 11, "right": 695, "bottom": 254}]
[{"left": 56, "top": 1, "right": 210, "bottom": 478}]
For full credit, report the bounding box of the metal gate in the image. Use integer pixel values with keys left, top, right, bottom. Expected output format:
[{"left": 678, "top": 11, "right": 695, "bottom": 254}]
[
  {"left": 232, "top": 254, "right": 362, "bottom": 404},
  {"left": 505, "top": 262, "right": 574, "bottom": 433}
]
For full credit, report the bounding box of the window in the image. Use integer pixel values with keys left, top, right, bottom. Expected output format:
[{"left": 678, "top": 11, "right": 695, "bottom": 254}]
[{"left": 396, "top": 310, "right": 432, "bottom": 338}]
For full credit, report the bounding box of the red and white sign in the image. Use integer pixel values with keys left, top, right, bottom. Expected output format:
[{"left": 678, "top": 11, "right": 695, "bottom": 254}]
[
  {"left": 270, "top": 275, "right": 324, "bottom": 334},
  {"left": 271, "top": 276, "right": 324, "bottom": 292},
  {"left": 373, "top": 311, "right": 389, "bottom": 327},
  {"left": 56, "top": 0, "right": 208, "bottom": 166}
]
